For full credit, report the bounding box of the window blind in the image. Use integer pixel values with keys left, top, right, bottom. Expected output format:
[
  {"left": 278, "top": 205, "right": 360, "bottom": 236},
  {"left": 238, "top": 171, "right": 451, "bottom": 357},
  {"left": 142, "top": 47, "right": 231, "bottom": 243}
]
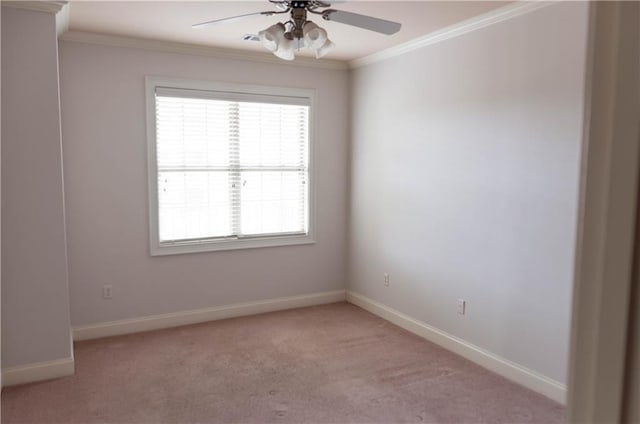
[{"left": 155, "top": 89, "right": 309, "bottom": 243}]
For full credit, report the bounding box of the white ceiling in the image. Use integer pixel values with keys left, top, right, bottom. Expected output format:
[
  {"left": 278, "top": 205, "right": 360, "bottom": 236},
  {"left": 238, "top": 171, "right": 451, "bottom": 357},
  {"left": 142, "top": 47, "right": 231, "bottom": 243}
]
[{"left": 67, "top": 1, "right": 508, "bottom": 61}]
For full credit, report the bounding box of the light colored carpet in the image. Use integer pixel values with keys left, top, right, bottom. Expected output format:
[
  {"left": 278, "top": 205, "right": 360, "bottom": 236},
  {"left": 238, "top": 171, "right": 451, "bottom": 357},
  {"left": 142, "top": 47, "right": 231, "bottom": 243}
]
[{"left": 2, "top": 302, "right": 564, "bottom": 423}]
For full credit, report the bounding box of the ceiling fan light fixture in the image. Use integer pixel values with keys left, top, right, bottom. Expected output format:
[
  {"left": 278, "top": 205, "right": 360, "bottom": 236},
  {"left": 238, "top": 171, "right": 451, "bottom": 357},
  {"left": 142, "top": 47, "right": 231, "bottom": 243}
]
[
  {"left": 258, "top": 22, "right": 285, "bottom": 52},
  {"left": 314, "top": 38, "right": 335, "bottom": 59},
  {"left": 302, "top": 21, "right": 327, "bottom": 50},
  {"left": 194, "top": 1, "right": 402, "bottom": 62}
]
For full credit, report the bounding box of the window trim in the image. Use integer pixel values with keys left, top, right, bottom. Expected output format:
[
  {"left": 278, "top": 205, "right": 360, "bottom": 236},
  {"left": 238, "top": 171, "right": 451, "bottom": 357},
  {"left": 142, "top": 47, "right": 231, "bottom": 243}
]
[{"left": 145, "top": 76, "right": 316, "bottom": 256}]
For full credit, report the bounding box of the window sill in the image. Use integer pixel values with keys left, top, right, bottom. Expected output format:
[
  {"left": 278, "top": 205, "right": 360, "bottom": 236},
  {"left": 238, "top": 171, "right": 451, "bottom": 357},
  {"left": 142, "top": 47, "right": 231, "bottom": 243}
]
[{"left": 150, "top": 233, "right": 315, "bottom": 256}]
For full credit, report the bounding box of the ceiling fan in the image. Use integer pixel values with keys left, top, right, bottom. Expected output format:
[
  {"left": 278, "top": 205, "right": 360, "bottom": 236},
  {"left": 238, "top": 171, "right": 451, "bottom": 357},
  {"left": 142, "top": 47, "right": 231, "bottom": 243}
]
[{"left": 193, "top": 1, "right": 402, "bottom": 61}]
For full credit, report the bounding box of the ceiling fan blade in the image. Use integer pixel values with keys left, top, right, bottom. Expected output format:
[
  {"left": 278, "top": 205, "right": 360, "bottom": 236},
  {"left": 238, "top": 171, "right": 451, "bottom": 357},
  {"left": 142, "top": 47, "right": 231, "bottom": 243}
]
[
  {"left": 323, "top": 10, "right": 401, "bottom": 35},
  {"left": 192, "top": 11, "right": 274, "bottom": 29}
]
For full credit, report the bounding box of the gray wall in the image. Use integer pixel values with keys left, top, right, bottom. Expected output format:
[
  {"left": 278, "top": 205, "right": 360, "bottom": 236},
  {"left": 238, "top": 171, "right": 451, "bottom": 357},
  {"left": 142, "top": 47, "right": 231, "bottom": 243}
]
[
  {"left": 348, "top": 2, "right": 588, "bottom": 384},
  {"left": 58, "top": 42, "right": 349, "bottom": 326},
  {"left": 1, "top": 7, "right": 73, "bottom": 367}
]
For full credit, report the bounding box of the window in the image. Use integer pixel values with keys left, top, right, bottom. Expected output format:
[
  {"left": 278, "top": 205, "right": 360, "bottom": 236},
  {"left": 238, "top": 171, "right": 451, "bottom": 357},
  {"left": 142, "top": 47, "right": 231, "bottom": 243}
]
[{"left": 146, "top": 77, "right": 314, "bottom": 255}]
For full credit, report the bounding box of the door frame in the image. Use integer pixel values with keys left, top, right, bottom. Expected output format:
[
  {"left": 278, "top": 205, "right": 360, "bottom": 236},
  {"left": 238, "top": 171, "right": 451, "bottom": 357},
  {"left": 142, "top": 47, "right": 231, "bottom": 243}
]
[{"left": 567, "top": 2, "right": 640, "bottom": 422}]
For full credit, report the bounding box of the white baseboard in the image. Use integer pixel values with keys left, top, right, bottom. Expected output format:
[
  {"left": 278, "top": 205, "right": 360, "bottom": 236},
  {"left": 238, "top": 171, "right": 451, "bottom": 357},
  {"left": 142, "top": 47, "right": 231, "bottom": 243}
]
[
  {"left": 1, "top": 357, "right": 75, "bottom": 388},
  {"left": 346, "top": 290, "right": 567, "bottom": 404},
  {"left": 73, "top": 289, "right": 346, "bottom": 341}
]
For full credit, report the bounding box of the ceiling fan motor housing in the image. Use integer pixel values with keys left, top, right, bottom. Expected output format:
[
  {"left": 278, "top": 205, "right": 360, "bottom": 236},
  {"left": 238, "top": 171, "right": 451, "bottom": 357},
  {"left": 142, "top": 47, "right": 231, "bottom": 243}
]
[
  {"left": 290, "top": 1, "right": 309, "bottom": 8},
  {"left": 289, "top": 7, "right": 308, "bottom": 39}
]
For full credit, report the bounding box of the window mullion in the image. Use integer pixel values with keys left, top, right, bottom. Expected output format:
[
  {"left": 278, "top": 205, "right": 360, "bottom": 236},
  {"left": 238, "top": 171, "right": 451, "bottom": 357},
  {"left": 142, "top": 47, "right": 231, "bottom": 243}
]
[{"left": 229, "top": 102, "right": 241, "bottom": 236}]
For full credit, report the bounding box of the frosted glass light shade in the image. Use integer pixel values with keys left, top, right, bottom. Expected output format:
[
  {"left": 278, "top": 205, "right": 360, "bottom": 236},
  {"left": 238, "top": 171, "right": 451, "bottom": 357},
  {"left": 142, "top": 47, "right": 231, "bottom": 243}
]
[
  {"left": 303, "top": 22, "right": 327, "bottom": 50},
  {"left": 315, "top": 38, "right": 335, "bottom": 59},
  {"left": 274, "top": 37, "right": 295, "bottom": 61},
  {"left": 258, "top": 23, "right": 285, "bottom": 52}
]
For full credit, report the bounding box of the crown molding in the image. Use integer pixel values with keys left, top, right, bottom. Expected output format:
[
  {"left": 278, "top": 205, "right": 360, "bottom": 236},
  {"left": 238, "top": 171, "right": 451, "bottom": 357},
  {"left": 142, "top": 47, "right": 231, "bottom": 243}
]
[
  {"left": 59, "top": 31, "right": 349, "bottom": 71},
  {"left": 2, "top": 1, "right": 67, "bottom": 14},
  {"left": 349, "top": 1, "right": 555, "bottom": 69}
]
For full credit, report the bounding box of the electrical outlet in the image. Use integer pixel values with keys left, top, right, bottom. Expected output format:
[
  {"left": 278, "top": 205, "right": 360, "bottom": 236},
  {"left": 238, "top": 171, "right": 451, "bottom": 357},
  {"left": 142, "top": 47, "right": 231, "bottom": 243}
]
[
  {"left": 457, "top": 299, "right": 466, "bottom": 315},
  {"left": 383, "top": 273, "right": 390, "bottom": 287},
  {"left": 103, "top": 285, "right": 113, "bottom": 300}
]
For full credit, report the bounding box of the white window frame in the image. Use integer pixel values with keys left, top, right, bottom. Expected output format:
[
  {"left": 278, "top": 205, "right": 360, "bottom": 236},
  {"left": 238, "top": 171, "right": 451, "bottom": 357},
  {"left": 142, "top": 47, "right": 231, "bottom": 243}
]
[{"left": 145, "top": 76, "right": 316, "bottom": 256}]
